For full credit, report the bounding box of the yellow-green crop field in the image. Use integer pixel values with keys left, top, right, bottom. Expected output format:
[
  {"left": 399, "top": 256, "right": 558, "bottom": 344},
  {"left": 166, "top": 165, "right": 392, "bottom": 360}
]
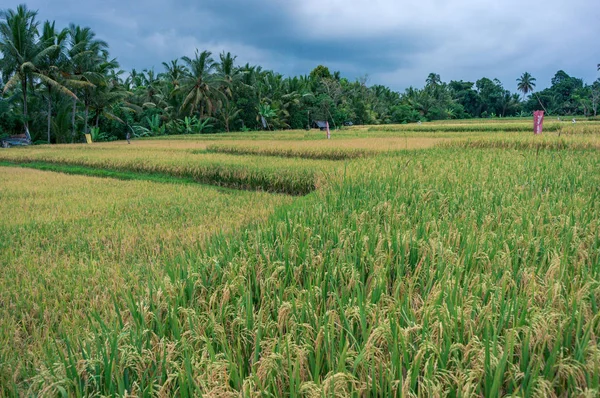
[{"left": 1, "top": 119, "right": 600, "bottom": 397}]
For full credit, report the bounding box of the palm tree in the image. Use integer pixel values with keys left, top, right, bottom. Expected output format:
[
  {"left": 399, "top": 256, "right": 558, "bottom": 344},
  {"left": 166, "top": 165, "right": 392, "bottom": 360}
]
[
  {"left": 517, "top": 72, "right": 546, "bottom": 113},
  {"left": 37, "top": 20, "right": 77, "bottom": 143},
  {"left": 0, "top": 5, "right": 40, "bottom": 135},
  {"left": 160, "top": 59, "right": 186, "bottom": 88},
  {"left": 89, "top": 62, "right": 126, "bottom": 129},
  {"left": 516, "top": 72, "right": 536, "bottom": 100},
  {"left": 136, "top": 68, "right": 168, "bottom": 109},
  {"left": 426, "top": 73, "right": 441, "bottom": 87},
  {"left": 66, "top": 24, "right": 108, "bottom": 141},
  {"left": 178, "top": 49, "right": 226, "bottom": 118},
  {"left": 216, "top": 51, "right": 241, "bottom": 98},
  {"left": 83, "top": 58, "right": 119, "bottom": 134},
  {"left": 498, "top": 91, "right": 521, "bottom": 117},
  {"left": 219, "top": 100, "right": 241, "bottom": 132},
  {"left": 1, "top": 6, "right": 76, "bottom": 140}
]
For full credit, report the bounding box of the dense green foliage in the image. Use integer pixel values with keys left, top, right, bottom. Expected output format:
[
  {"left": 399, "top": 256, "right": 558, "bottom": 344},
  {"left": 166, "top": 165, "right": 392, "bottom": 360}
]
[{"left": 1, "top": 5, "right": 599, "bottom": 144}]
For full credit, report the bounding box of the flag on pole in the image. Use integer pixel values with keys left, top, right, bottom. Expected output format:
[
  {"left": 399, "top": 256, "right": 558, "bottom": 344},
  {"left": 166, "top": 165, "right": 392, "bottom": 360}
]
[
  {"left": 533, "top": 110, "right": 544, "bottom": 135},
  {"left": 326, "top": 121, "right": 330, "bottom": 139}
]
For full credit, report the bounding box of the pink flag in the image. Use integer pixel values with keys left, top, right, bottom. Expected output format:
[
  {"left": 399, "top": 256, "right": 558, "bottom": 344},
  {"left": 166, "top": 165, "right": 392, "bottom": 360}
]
[
  {"left": 533, "top": 111, "right": 544, "bottom": 134},
  {"left": 326, "top": 121, "right": 330, "bottom": 139}
]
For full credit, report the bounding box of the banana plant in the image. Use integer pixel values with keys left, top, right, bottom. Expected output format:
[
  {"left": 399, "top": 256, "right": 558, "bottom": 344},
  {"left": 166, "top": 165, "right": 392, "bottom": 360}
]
[
  {"left": 257, "top": 103, "right": 277, "bottom": 130},
  {"left": 145, "top": 114, "right": 165, "bottom": 135},
  {"left": 181, "top": 116, "right": 214, "bottom": 134},
  {"left": 182, "top": 116, "right": 197, "bottom": 134}
]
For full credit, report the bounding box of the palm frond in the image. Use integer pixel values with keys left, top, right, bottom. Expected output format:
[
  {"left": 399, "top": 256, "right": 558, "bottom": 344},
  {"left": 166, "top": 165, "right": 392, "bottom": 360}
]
[
  {"left": 32, "top": 72, "right": 77, "bottom": 99},
  {"left": 2, "top": 72, "right": 21, "bottom": 93}
]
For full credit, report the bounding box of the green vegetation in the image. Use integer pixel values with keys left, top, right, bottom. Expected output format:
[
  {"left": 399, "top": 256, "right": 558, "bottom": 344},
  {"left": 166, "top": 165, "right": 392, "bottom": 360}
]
[
  {"left": 2, "top": 4, "right": 600, "bottom": 396},
  {"left": 368, "top": 122, "right": 562, "bottom": 133},
  {"left": 1, "top": 5, "right": 600, "bottom": 144},
  {"left": 205, "top": 143, "right": 378, "bottom": 160},
  {"left": 0, "top": 160, "right": 242, "bottom": 187},
  {"left": 0, "top": 147, "right": 326, "bottom": 195},
  {"left": 1, "top": 119, "right": 600, "bottom": 396},
  {"left": 442, "top": 137, "right": 600, "bottom": 151},
  {"left": 0, "top": 167, "right": 293, "bottom": 395}
]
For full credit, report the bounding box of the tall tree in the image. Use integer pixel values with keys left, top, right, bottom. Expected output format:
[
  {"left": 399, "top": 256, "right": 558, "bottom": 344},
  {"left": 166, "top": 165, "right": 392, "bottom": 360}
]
[
  {"left": 1, "top": 6, "right": 75, "bottom": 140},
  {"left": 66, "top": 24, "right": 108, "bottom": 141},
  {"left": 426, "top": 73, "right": 442, "bottom": 87},
  {"left": 178, "top": 50, "right": 225, "bottom": 118},
  {"left": 0, "top": 5, "right": 40, "bottom": 135},
  {"left": 517, "top": 72, "right": 546, "bottom": 113},
  {"left": 160, "top": 59, "right": 186, "bottom": 88},
  {"left": 37, "top": 20, "right": 76, "bottom": 143},
  {"left": 216, "top": 51, "right": 241, "bottom": 98},
  {"left": 591, "top": 80, "right": 600, "bottom": 117},
  {"left": 516, "top": 72, "right": 535, "bottom": 100}
]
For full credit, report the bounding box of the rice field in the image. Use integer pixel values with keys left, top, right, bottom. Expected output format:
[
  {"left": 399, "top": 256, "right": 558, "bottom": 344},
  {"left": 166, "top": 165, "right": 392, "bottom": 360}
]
[
  {"left": 1, "top": 119, "right": 600, "bottom": 396},
  {"left": 0, "top": 168, "right": 292, "bottom": 393},
  {"left": 0, "top": 147, "right": 330, "bottom": 195}
]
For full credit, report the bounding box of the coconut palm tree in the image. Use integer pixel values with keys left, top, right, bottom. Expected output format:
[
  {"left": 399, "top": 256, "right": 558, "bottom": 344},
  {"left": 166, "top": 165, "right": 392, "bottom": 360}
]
[
  {"left": 160, "top": 59, "right": 186, "bottom": 88},
  {"left": 37, "top": 20, "right": 77, "bottom": 143},
  {"left": 66, "top": 24, "right": 108, "bottom": 140},
  {"left": 216, "top": 51, "right": 241, "bottom": 98},
  {"left": 178, "top": 49, "right": 226, "bottom": 118},
  {"left": 219, "top": 100, "right": 241, "bottom": 132},
  {"left": 516, "top": 72, "right": 536, "bottom": 100},
  {"left": 1, "top": 6, "right": 76, "bottom": 139},
  {"left": 426, "top": 73, "right": 441, "bottom": 87},
  {"left": 0, "top": 5, "right": 40, "bottom": 135},
  {"left": 517, "top": 72, "right": 547, "bottom": 113},
  {"left": 135, "top": 68, "right": 168, "bottom": 109},
  {"left": 89, "top": 63, "right": 127, "bottom": 129},
  {"left": 82, "top": 57, "right": 119, "bottom": 134}
]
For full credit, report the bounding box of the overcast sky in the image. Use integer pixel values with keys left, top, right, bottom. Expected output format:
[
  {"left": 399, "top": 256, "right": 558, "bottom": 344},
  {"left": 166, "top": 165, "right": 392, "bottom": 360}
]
[{"left": 5, "top": 0, "right": 600, "bottom": 91}]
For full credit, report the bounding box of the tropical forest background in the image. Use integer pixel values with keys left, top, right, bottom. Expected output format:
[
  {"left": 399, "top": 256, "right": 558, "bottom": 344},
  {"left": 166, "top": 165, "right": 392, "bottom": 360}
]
[{"left": 1, "top": 4, "right": 599, "bottom": 143}]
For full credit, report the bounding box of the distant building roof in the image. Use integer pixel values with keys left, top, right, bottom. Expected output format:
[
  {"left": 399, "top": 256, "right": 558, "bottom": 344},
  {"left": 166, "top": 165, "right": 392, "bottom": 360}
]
[{"left": 313, "top": 120, "right": 328, "bottom": 130}]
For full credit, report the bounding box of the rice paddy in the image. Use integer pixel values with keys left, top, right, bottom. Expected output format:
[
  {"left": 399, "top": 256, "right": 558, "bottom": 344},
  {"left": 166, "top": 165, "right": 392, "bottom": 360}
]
[
  {"left": 0, "top": 147, "right": 329, "bottom": 195},
  {"left": 1, "top": 119, "right": 600, "bottom": 396}
]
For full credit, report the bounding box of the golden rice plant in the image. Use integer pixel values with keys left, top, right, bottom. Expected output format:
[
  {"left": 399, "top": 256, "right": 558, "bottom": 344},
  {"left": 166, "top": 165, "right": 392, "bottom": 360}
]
[
  {"left": 3, "top": 147, "right": 597, "bottom": 397},
  {"left": 0, "top": 167, "right": 292, "bottom": 394},
  {"left": 0, "top": 147, "right": 330, "bottom": 195},
  {"left": 1, "top": 118, "right": 600, "bottom": 396}
]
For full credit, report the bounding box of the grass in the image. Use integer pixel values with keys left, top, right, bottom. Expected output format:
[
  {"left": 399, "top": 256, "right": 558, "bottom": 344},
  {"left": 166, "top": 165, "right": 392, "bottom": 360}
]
[{"left": 1, "top": 118, "right": 600, "bottom": 396}]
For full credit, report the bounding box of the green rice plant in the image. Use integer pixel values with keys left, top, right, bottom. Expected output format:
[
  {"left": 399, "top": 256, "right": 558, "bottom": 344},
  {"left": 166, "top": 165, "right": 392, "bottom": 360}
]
[
  {"left": 6, "top": 147, "right": 597, "bottom": 396},
  {"left": 368, "top": 122, "right": 563, "bottom": 133},
  {"left": 204, "top": 143, "right": 378, "bottom": 160},
  {"left": 0, "top": 147, "right": 330, "bottom": 195},
  {"left": 2, "top": 118, "right": 600, "bottom": 396},
  {"left": 440, "top": 136, "right": 600, "bottom": 151},
  {"left": 0, "top": 167, "right": 292, "bottom": 394}
]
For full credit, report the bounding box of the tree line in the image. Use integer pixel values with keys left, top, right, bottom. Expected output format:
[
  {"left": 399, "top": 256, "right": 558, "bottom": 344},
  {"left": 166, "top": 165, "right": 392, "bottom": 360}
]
[{"left": 1, "top": 4, "right": 599, "bottom": 143}]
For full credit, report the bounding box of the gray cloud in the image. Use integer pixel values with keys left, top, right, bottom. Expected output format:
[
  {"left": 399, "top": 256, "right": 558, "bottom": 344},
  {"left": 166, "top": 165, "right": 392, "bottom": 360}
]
[{"left": 4, "top": 0, "right": 600, "bottom": 91}]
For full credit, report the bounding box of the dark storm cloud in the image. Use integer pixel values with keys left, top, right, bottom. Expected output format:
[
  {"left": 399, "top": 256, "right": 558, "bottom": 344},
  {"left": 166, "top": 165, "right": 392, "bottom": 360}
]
[{"left": 3, "top": 0, "right": 599, "bottom": 91}]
